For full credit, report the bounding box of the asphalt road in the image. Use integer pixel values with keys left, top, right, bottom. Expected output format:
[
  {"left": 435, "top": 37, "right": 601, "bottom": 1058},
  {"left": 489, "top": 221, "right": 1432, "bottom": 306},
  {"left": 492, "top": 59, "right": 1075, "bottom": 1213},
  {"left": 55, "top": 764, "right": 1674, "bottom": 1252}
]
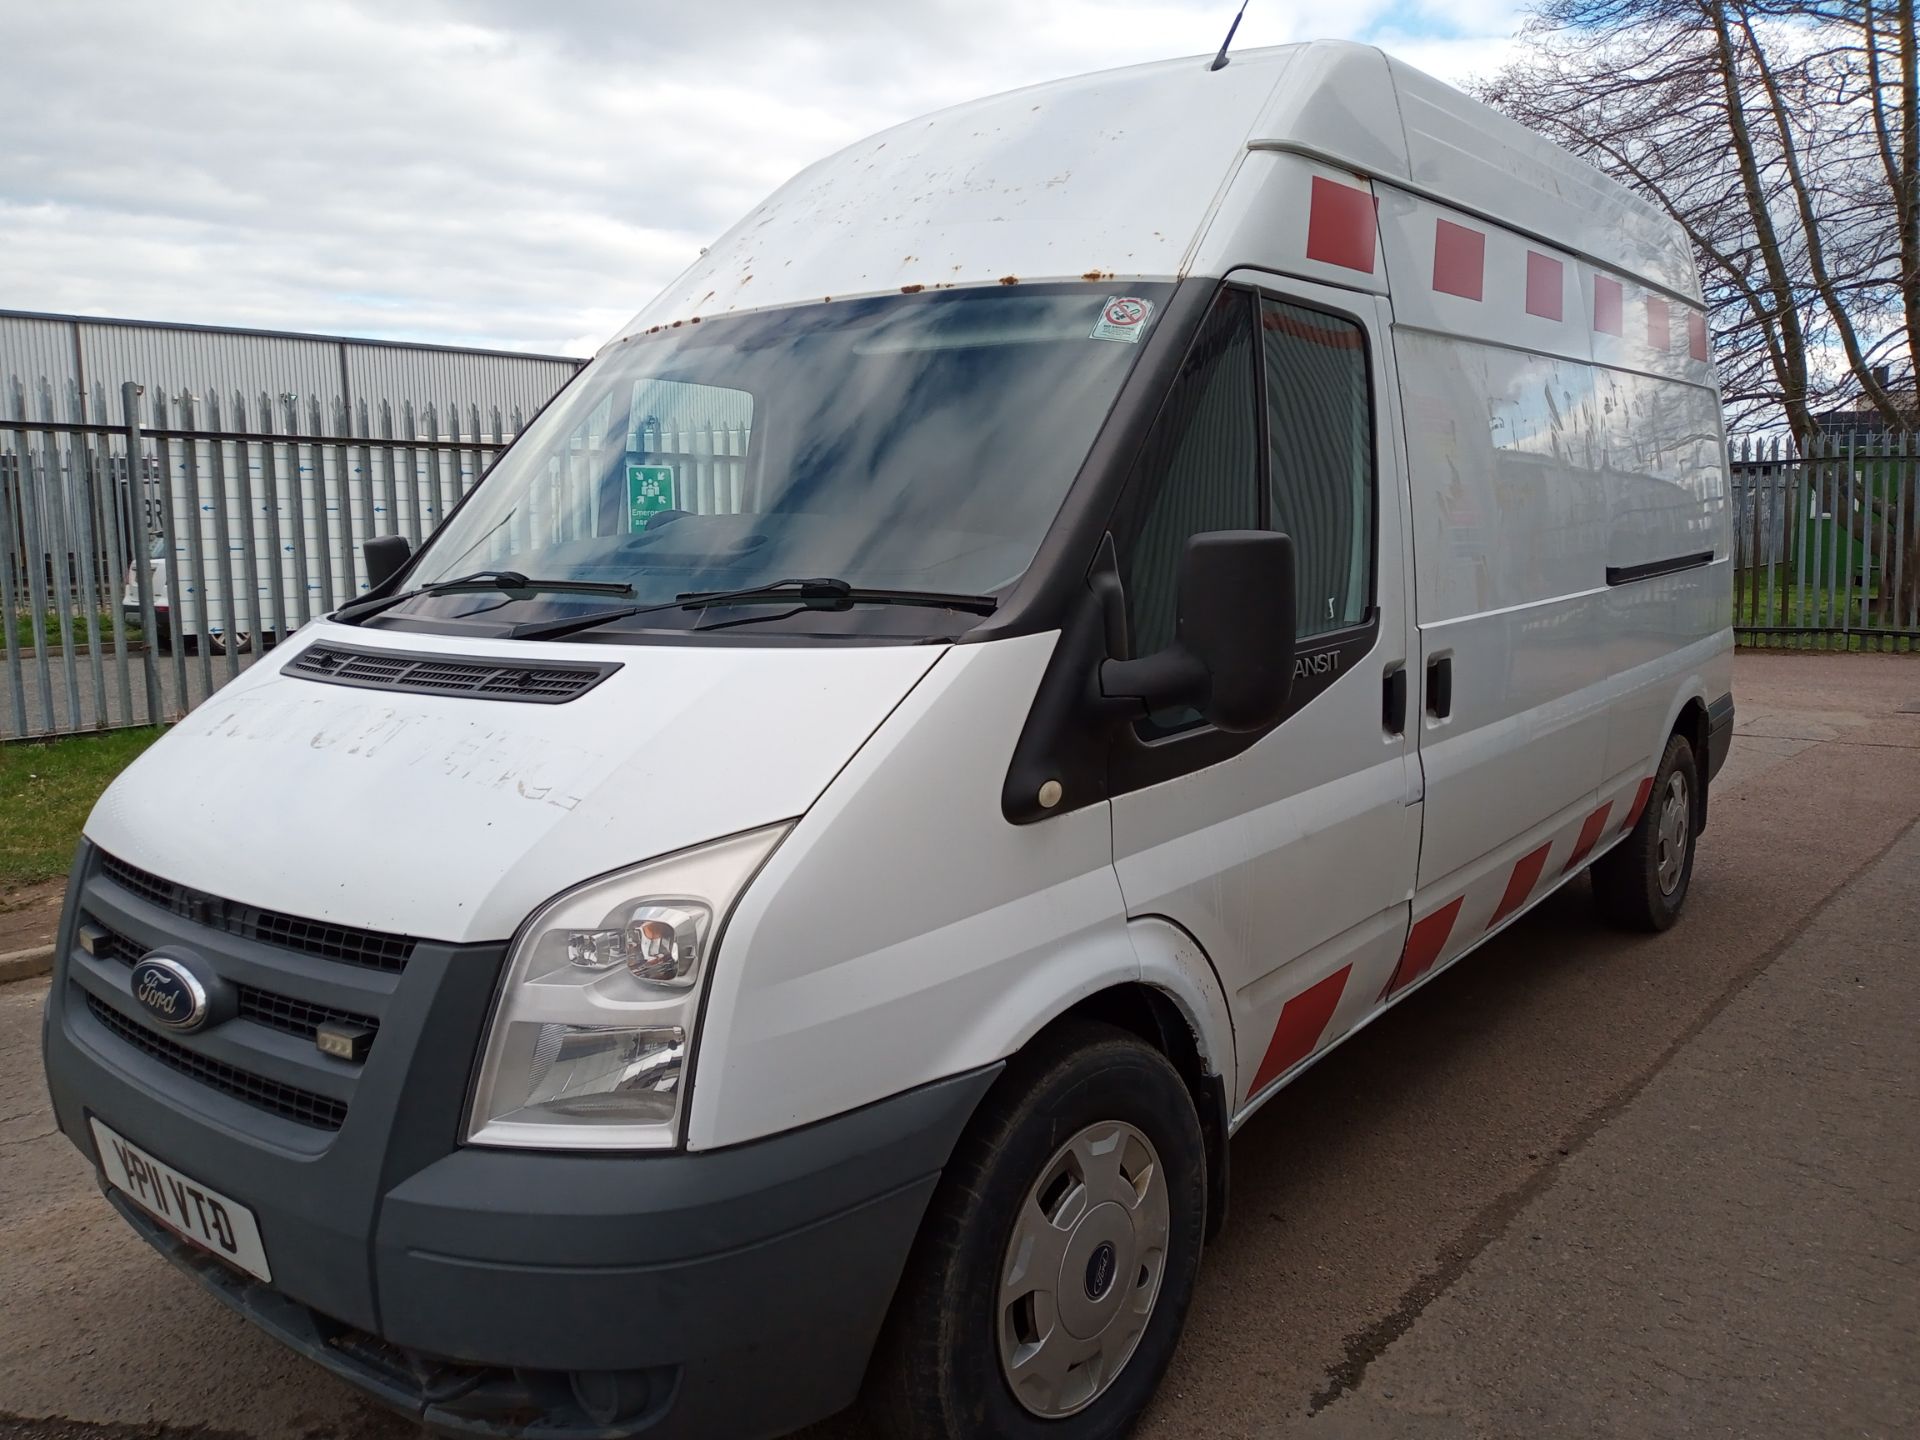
[{"left": 2, "top": 651, "right": 1917, "bottom": 1439}]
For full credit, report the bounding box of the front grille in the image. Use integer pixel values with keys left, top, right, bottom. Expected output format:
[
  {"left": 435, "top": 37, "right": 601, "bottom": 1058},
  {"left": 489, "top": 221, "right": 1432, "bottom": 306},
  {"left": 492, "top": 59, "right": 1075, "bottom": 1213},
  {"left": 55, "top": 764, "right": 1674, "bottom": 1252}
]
[
  {"left": 287, "top": 641, "right": 618, "bottom": 704},
  {"left": 99, "top": 854, "right": 173, "bottom": 911},
  {"left": 250, "top": 911, "right": 411, "bottom": 972},
  {"left": 237, "top": 989, "right": 379, "bottom": 1047},
  {"left": 99, "top": 852, "right": 415, "bottom": 974},
  {"left": 89, "top": 927, "right": 145, "bottom": 965},
  {"left": 89, "top": 924, "right": 380, "bottom": 1050},
  {"left": 86, "top": 994, "right": 348, "bottom": 1131}
]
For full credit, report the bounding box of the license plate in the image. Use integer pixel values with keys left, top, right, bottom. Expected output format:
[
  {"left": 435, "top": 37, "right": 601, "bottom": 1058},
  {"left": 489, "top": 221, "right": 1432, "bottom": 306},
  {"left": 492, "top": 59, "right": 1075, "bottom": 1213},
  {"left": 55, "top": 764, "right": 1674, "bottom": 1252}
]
[{"left": 90, "top": 1119, "right": 272, "bottom": 1282}]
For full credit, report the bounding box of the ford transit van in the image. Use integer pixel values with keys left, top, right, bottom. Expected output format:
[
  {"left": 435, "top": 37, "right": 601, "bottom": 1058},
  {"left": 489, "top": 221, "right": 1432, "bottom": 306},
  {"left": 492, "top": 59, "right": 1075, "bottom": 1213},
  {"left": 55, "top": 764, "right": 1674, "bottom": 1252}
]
[{"left": 44, "top": 41, "right": 1734, "bottom": 1440}]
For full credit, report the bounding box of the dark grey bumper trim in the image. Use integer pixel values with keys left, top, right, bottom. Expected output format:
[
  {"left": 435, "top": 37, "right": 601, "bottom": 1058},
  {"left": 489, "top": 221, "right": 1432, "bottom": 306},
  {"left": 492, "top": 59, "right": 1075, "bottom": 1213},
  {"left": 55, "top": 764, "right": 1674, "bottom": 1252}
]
[
  {"left": 106, "top": 1187, "right": 679, "bottom": 1438},
  {"left": 1707, "top": 691, "right": 1735, "bottom": 782}
]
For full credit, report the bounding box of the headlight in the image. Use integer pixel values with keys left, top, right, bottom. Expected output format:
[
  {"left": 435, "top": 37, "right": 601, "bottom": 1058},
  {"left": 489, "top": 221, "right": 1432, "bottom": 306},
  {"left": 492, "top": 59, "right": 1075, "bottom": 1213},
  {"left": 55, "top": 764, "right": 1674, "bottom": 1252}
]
[{"left": 467, "top": 823, "right": 790, "bottom": 1149}]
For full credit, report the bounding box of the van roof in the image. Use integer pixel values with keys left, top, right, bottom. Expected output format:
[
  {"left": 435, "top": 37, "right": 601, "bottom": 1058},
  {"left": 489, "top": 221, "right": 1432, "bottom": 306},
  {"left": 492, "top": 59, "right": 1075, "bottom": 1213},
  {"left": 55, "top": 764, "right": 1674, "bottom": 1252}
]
[{"left": 614, "top": 40, "right": 1697, "bottom": 344}]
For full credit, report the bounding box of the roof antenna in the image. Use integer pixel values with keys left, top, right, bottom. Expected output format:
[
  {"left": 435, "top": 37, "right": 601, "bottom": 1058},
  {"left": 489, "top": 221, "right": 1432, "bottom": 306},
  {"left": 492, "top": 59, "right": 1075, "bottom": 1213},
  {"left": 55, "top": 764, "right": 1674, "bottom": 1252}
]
[{"left": 1209, "top": 1, "right": 1249, "bottom": 71}]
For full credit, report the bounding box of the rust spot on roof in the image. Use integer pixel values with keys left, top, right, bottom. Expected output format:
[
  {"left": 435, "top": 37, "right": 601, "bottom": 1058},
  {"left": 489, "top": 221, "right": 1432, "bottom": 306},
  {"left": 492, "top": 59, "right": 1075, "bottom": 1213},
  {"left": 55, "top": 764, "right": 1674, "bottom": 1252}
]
[
  {"left": 998, "top": 275, "right": 1019, "bottom": 285},
  {"left": 670, "top": 320, "right": 683, "bottom": 328},
  {"left": 690, "top": 316, "right": 701, "bottom": 324},
  {"left": 901, "top": 284, "right": 925, "bottom": 294},
  {"left": 1082, "top": 270, "right": 1113, "bottom": 281}
]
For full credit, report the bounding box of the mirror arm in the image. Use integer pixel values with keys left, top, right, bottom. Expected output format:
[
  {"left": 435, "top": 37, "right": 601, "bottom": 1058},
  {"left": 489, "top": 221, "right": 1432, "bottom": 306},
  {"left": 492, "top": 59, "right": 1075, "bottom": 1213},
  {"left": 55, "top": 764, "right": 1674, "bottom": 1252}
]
[{"left": 1099, "top": 649, "right": 1208, "bottom": 712}]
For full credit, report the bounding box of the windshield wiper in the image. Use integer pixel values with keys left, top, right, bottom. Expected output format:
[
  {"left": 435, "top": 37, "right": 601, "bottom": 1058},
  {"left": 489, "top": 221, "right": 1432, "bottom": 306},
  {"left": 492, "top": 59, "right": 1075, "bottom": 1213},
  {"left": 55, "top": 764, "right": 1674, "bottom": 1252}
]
[
  {"left": 333, "top": 571, "right": 635, "bottom": 626},
  {"left": 679, "top": 578, "right": 998, "bottom": 614},
  {"left": 504, "top": 577, "right": 997, "bottom": 642}
]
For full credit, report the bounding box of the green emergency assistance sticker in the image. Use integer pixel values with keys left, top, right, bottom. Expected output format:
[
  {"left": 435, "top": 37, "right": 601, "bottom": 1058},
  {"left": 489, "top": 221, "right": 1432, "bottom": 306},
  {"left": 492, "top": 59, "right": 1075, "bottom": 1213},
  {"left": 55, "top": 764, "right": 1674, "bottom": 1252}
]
[{"left": 626, "top": 463, "right": 677, "bottom": 531}]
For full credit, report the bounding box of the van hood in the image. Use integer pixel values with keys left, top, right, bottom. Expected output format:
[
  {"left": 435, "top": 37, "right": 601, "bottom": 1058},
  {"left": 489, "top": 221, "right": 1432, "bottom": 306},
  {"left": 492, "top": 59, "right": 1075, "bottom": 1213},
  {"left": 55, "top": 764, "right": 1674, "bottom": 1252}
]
[{"left": 85, "top": 623, "right": 945, "bottom": 944}]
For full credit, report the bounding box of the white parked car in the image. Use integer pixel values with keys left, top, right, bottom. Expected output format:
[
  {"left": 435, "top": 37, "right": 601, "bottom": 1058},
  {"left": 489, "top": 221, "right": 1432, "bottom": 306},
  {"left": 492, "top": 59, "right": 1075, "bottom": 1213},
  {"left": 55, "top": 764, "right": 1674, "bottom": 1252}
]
[
  {"left": 122, "top": 538, "right": 250, "bottom": 655},
  {"left": 49, "top": 41, "right": 1731, "bottom": 1440}
]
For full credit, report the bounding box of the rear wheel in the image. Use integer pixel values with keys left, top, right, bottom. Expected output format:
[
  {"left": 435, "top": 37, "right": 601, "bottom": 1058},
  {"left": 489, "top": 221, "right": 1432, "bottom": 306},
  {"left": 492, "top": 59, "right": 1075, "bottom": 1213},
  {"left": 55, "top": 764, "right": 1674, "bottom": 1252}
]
[
  {"left": 866, "top": 1022, "right": 1206, "bottom": 1440},
  {"left": 1593, "top": 731, "right": 1698, "bottom": 932}
]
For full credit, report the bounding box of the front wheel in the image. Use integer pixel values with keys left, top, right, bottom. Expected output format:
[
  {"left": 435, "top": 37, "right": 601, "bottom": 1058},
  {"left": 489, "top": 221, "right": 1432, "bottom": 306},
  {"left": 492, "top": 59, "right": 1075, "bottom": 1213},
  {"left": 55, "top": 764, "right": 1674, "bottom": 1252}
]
[
  {"left": 866, "top": 1022, "right": 1207, "bottom": 1440},
  {"left": 1593, "top": 731, "right": 1698, "bottom": 932}
]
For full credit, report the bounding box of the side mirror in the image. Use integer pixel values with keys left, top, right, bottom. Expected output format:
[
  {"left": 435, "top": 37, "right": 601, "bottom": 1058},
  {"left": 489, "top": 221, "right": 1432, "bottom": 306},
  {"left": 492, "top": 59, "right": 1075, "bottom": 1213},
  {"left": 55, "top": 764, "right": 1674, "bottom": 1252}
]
[
  {"left": 363, "top": 534, "right": 412, "bottom": 592},
  {"left": 1100, "top": 530, "right": 1297, "bottom": 733}
]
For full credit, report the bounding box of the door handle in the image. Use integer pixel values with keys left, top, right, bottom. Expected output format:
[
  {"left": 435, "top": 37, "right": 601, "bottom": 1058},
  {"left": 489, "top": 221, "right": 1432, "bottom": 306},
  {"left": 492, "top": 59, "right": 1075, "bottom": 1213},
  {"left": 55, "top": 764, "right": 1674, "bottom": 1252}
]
[
  {"left": 1383, "top": 666, "right": 1407, "bottom": 735},
  {"left": 1426, "top": 655, "right": 1453, "bottom": 720}
]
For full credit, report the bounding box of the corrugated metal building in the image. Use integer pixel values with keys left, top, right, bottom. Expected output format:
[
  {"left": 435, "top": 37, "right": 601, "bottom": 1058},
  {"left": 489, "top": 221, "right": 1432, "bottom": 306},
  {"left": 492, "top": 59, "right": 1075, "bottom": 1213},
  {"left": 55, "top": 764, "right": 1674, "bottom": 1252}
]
[{"left": 0, "top": 309, "right": 585, "bottom": 429}]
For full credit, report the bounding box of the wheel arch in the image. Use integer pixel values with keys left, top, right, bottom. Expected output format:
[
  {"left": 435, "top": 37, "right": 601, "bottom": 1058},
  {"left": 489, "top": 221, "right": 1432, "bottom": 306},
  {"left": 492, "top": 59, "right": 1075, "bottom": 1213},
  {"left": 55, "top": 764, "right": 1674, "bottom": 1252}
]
[
  {"left": 1006, "top": 916, "right": 1236, "bottom": 1241},
  {"left": 1670, "top": 691, "right": 1713, "bottom": 831}
]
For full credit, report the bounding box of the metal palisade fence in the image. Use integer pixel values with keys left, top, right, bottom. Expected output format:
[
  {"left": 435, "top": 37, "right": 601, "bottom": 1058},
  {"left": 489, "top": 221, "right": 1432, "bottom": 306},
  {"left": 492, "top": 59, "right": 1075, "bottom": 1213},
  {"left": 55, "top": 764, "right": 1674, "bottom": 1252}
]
[
  {"left": 7, "top": 393, "right": 1918, "bottom": 740},
  {"left": 1, "top": 375, "right": 524, "bottom": 739},
  {"left": 1730, "top": 433, "right": 1920, "bottom": 651}
]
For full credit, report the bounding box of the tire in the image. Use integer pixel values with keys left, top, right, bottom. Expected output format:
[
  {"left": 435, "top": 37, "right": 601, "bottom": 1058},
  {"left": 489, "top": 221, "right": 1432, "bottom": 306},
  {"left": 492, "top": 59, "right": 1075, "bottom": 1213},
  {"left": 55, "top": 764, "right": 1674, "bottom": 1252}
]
[
  {"left": 866, "top": 1021, "right": 1208, "bottom": 1440},
  {"left": 1593, "top": 731, "right": 1699, "bottom": 933}
]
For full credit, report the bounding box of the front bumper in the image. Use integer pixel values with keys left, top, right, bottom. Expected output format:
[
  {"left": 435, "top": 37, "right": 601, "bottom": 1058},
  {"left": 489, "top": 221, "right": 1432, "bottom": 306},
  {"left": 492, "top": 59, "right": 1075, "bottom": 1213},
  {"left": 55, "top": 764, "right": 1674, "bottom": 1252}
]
[{"left": 44, "top": 843, "right": 999, "bottom": 1437}]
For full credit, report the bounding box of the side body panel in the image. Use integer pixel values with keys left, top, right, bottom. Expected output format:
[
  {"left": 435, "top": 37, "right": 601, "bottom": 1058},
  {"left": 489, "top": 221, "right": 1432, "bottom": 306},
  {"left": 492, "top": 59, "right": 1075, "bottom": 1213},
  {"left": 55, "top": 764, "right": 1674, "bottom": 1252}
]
[
  {"left": 1390, "top": 322, "right": 1612, "bottom": 893},
  {"left": 1593, "top": 368, "right": 1734, "bottom": 786},
  {"left": 1376, "top": 182, "right": 1729, "bottom": 993},
  {"left": 691, "top": 634, "right": 1201, "bottom": 1151}
]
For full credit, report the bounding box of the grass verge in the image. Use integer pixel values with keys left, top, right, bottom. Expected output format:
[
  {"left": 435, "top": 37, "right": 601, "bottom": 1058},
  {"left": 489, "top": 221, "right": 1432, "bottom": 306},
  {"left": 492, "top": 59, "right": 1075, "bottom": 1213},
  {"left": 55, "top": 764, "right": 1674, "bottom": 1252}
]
[
  {"left": 0, "top": 727, "right": 165, "bottom": 889},
  {"left": 11, "top": 611, "right": 144, "bottom": 651}
]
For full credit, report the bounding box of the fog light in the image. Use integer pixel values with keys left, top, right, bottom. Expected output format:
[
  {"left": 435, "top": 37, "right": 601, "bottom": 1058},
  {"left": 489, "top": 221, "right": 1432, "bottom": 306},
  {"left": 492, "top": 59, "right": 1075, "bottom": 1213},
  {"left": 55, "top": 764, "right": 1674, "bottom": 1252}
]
[
  {"left": 570, "top": 1368, "right": 666, "bottom": 1427},
  {"left": 315, "top": 1021, "right": 374, "bottom": 1062}
]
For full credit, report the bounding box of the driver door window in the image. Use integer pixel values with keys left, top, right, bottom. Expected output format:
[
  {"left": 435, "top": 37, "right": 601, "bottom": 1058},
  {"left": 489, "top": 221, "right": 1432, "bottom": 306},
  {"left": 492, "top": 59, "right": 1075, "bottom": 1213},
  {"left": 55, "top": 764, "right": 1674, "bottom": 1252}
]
[{"left": 1262, "top": 298, "right": 1375, "bottom": 637}]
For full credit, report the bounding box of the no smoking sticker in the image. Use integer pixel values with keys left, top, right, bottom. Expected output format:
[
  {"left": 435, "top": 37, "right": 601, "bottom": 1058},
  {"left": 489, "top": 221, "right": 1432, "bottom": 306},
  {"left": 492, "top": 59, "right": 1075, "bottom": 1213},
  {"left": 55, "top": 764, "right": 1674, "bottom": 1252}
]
[{"left": 1090, "top": 295, "right": 1154, "bottom": 343}]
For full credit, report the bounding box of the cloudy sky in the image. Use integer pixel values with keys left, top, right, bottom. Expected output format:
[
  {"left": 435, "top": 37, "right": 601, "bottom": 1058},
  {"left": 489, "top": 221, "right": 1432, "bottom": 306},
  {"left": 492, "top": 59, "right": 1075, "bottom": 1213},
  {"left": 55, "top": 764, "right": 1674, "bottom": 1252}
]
[{"left": 3, "top": 1, "right": 1525, "bottom": 357}]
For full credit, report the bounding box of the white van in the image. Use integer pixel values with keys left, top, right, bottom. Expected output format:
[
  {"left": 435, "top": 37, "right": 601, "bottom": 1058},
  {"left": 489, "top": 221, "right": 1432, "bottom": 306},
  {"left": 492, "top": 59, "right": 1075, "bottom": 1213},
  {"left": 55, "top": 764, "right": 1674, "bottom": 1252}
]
[{"left": 45, "top": 42, "right": 1732, "bottom": 1440}]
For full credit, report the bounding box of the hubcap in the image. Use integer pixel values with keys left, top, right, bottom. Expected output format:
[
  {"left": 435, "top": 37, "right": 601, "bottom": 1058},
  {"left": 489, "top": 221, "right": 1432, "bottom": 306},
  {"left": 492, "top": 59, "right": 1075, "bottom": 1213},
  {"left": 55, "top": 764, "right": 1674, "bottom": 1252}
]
[
  {"left": 1656, "top": 770, "right": 1691, "bottom": 896},
  {"left": 997, "top": 1121, "right": 1170, "bottom": 1417}
]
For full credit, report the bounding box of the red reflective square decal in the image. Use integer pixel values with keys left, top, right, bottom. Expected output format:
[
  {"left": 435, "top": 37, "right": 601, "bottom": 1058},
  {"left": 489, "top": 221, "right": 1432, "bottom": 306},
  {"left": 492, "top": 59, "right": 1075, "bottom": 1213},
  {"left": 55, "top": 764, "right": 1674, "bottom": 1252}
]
[
  {"left": 1687, "top": 310, "right": 1709, "bottom": 361},
  {"left": 1306, "top": 177, "right": 1377, "bottom": 274},
  {"left": 1647, "top": 296, "right": 1671, "bottom": 352},
  {"left": 1432, "top": 219, "right": 1485, "bottom": 300},
  {"left": 1594, "top": 275, "right": 1624, "bottom": 336},
  {"left": 1525, "top": 252, "right": 1563, "bottom": 320}
]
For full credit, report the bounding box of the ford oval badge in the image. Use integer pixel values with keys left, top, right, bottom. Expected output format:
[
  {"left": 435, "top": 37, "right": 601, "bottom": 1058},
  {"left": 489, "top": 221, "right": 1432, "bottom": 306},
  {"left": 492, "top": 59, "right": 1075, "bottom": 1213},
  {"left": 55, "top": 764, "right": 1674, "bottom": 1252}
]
[{"left": 130, "top": 956, "right": 210, "bottom": 1032}]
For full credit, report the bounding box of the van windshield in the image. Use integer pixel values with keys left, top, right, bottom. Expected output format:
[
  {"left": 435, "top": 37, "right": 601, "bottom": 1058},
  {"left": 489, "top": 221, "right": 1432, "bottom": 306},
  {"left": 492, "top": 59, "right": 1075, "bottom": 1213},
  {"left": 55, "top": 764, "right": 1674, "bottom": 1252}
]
[{"left": 393, "top": 283, "right": 1171, "bottom": 639}]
